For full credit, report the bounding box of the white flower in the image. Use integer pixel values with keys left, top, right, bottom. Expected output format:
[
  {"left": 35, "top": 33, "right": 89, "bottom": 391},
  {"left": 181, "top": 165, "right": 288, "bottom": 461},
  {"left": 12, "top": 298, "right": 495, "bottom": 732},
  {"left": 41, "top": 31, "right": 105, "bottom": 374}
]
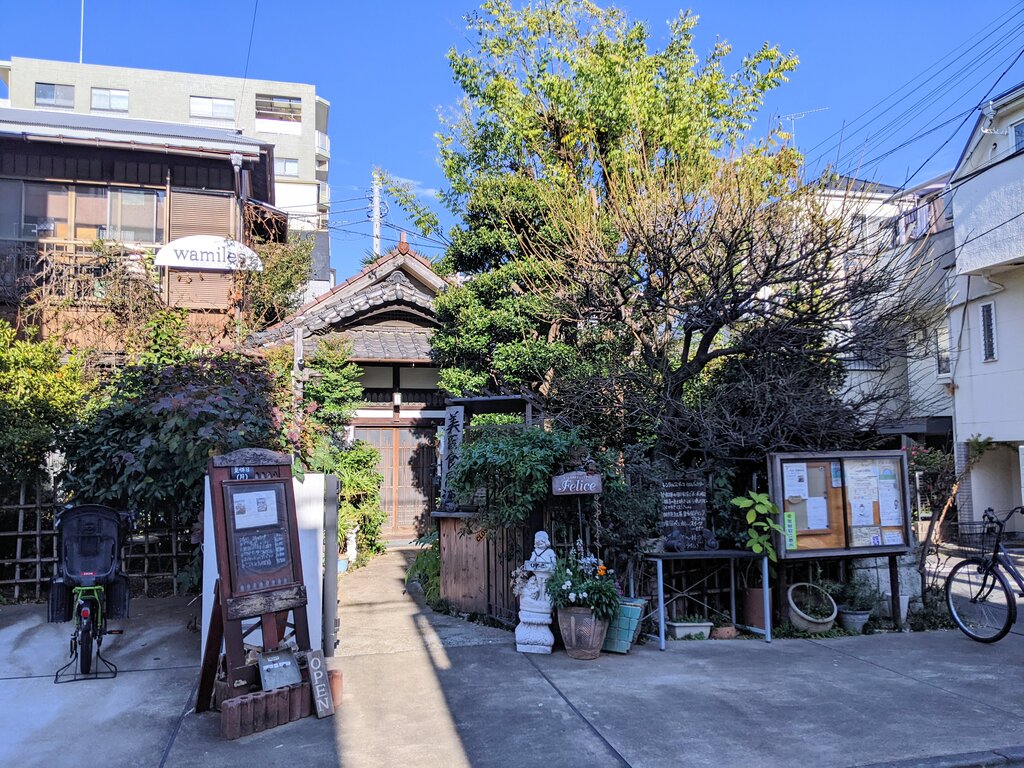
[
  {"left": 581, "top": 591, "right": 588, "bottom": 599},
  {"left": 562, "top": 580, "right": 571, "bottom": 589},
  {"left": 569, "top": 592, "right": 577, "bottom": 602}
]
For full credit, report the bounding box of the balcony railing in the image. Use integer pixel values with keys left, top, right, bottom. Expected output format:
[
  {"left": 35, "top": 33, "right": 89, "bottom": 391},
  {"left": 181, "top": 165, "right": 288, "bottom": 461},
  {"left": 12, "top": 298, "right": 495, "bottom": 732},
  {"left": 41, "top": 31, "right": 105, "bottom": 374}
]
[
  {"left": 319, "top": 182, "right": 330, "bottom": 208},
  {"left": 361, "top": 389, "right": 446, "bottom": 408}
]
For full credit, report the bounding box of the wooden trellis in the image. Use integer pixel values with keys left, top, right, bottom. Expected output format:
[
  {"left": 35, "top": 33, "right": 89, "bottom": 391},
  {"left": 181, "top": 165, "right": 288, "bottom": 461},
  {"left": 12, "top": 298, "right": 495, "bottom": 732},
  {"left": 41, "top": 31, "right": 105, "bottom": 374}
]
[{"left": 0, "top": 483, "right": 194, "bottom": 600}]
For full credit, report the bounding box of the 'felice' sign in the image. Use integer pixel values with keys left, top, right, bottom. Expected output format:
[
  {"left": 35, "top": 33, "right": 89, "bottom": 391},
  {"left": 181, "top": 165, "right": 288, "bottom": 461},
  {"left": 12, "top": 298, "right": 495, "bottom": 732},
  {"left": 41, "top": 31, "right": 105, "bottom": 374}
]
[{"left": 552, "top": 471, "right": 603, "bottom": 496}]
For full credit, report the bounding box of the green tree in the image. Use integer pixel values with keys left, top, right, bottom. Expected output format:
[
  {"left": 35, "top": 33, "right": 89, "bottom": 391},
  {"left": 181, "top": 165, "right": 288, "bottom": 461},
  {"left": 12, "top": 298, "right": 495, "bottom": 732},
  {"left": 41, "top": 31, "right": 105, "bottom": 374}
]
[
  {"left": 303, "top": 339, "right": 364, "bottom": 432},
  {"left": 433, "top": 0, "right": 935, "bottom": 461},
  {"left": 0, "top": 321, "right": 90, "bottom": 485},
  {"left": 241, "top": 234, "right": 315, "bottom": 332}
]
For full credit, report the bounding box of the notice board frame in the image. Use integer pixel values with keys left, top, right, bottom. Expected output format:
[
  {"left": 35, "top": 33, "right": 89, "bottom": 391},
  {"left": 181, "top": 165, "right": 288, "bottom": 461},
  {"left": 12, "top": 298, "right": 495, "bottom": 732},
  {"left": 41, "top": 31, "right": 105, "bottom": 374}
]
[{"left": 768, "top": 450, "right": 913, "bottom": 560}]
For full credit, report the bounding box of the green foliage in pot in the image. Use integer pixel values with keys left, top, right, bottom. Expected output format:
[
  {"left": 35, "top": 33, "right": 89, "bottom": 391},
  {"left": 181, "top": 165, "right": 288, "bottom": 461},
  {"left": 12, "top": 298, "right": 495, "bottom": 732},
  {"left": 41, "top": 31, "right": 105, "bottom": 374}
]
[
  {"left": 731, "top": 491, "right": 784, "bottom": 562},
  {"left": 840, "top": 576, "right": 879, "bottom": 612},
  {"left": 547, "top": 541, "right": 620, "bottom": 622}
]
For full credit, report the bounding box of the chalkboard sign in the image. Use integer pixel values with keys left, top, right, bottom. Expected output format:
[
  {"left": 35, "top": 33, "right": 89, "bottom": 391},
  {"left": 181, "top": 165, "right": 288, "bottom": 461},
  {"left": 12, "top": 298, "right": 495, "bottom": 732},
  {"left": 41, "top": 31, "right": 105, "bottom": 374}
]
[
  {"left": 660, "top": 474, "right": 708, "bottom": 550},
  {"left": 222, "top": 481, "right": 295, "bottom": 594}
]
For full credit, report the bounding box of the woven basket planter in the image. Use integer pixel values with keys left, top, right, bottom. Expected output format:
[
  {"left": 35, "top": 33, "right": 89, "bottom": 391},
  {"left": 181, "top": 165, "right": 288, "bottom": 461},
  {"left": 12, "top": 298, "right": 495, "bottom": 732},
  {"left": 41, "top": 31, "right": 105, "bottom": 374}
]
[{"left": 558, "top": 607, "right": 609, "bottom": 660}]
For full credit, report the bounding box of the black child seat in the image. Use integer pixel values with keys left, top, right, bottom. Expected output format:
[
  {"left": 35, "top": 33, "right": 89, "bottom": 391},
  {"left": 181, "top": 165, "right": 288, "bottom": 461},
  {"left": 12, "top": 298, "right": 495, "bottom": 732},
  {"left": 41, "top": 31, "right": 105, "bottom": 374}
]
[{"left": 48, "top": 505, "right": 132, "bottom": 623}]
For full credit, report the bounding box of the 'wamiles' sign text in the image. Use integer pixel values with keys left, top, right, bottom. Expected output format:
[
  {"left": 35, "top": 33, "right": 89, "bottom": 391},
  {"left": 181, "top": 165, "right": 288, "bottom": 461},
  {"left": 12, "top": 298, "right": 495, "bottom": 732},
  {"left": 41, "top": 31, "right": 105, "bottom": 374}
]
[{"left": 155, "top": 236, "right": 263, "bottom": 271}]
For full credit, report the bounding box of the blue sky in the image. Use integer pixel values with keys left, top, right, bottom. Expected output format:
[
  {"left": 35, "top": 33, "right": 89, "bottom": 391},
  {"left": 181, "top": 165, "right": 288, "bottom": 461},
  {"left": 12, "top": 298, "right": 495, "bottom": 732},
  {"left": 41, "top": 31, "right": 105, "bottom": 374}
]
[{"left": 2, "top": 0, "right": 1023, "bottom": 279}]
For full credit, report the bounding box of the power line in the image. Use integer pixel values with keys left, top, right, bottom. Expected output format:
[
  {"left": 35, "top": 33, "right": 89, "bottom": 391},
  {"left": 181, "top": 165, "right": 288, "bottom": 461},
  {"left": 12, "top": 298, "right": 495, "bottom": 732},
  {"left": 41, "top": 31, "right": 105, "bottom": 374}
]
[
  {"left": 238, "top": 0, "right": 260, "bottom": 108},
  {"left": 802, "top": 2, "right": 1024, "bottom": 171}
]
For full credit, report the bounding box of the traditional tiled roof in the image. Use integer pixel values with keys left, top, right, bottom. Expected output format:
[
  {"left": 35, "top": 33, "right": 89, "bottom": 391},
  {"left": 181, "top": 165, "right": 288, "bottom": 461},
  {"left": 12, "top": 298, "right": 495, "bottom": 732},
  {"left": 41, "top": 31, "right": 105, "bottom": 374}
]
[
  {"left": 248, "top": 243, "right": 452, "bottom": 356},
  {"left": 309, "top": 328, "right": 433, "bottom": 362},
  {"left": 250, "top": 268, "right": 436, "bottom": 345}
]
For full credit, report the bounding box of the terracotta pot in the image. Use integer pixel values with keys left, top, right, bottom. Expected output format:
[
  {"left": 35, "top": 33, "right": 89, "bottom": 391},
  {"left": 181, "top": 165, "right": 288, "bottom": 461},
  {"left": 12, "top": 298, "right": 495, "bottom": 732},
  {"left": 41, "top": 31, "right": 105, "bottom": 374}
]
[
  {"left": 710, "top": 625, "right": 738, "bottom": 640},
  {"left": 558, "top": 607, "right": 609, "bottom": 660},
  {"left": 743, "top": 587, "right": 766, "bottom": 629}
]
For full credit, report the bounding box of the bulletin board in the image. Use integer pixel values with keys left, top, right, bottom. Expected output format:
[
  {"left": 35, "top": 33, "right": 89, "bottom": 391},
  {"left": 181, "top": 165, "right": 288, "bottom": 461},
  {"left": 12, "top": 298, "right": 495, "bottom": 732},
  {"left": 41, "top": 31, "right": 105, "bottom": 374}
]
[{"left": 768, "top": 451, "right": 912, "bottom": 559}]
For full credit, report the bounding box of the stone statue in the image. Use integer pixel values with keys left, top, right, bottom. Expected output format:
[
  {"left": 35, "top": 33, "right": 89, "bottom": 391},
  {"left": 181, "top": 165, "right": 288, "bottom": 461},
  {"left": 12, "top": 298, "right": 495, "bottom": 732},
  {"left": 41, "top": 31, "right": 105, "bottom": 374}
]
[{"left": 515, "top": 531, "right": 556, "bottom": 654}]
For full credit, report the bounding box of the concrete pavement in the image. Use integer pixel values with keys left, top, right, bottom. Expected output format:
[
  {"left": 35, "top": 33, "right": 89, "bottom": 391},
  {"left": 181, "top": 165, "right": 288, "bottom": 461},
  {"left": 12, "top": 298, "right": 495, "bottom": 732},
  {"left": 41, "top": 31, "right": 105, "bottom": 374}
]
[{"left": 4, "top": 547, "right": 1024, "bottom": 767}]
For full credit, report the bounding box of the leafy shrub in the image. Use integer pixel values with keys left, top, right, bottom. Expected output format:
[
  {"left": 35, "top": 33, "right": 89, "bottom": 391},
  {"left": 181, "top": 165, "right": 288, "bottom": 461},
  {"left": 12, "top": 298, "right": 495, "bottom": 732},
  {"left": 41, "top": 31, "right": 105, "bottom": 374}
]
[
  {"left": 0, "top": 322, "right": 90, "bottom": 484},
  {"left": 64, "top": 355, "right": 280, "bottom": 527},
  {"left": 406, "top": 530, "right": 443, "bottom": 609}
]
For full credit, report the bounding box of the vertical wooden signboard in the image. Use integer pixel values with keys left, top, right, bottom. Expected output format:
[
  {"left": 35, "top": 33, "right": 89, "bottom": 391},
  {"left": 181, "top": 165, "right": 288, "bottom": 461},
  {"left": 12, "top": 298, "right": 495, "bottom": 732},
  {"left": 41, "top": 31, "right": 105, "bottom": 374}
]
[{"left": 197, "top": 448, "right": 312, "bottom": 712}]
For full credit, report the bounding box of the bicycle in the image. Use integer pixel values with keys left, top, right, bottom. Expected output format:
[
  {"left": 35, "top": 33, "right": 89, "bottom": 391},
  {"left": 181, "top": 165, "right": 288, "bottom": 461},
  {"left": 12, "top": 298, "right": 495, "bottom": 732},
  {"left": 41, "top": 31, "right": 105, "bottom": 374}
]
[
  {"left": 49, "top": 504, "right": 135, "bottom": 681},
  {"left": 944, "top": 506, "right": 1024, "bottom": 643}
]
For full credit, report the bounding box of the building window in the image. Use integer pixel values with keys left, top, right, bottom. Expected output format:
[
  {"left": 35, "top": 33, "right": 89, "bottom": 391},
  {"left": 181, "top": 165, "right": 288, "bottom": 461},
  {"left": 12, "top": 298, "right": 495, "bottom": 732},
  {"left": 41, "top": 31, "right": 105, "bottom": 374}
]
[
  {"left": 255, "top": 94, "right": 302, "bottom": 122},
  {"left": 109, "top": 188, "right": 164, "bottom": 243},
  {"left": 274, "top": 158, "right": 299, "bottom": 177},
  {"left": 91, "top": 87, "right": 129, "bottom": 112},
  {"left": 23, "top": 183, "right": 69, "bottom": 239},
  {"left": 35, "top": 82, "right": 74, "bottom": 108},
  {"left": 74, "top": 186, "right": 109, "bottom": 240},
  {"left": 1015, "top": 122, "right": 1024, "bottom": 153},
  {"left": 190, "top": 95, "right": 235, "bottom": 120},
  {"left": 980, "top": 302, "right": 997, "bottom": 362},
  {"left": 0, "top": 179, "right": 22, "bottom": 239},
  {"left": 935, "top": 325, "right": 951, "bottom": 376}
]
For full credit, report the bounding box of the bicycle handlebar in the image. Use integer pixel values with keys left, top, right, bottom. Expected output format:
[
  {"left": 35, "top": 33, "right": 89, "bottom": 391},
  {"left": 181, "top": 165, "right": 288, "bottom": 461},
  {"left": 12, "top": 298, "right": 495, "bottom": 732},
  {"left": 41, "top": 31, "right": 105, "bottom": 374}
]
[{"left": 982, "top": 506, "right": 1024, "bottom": 525}]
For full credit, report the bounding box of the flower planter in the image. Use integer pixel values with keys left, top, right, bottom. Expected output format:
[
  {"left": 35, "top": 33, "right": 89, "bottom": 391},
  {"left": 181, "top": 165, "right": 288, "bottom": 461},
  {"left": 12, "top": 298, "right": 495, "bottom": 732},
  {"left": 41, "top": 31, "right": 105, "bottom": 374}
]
[
  {"left": 838, "top": 608, "right": 871, "bottom": 634},
  {"left": 710, "top": 624, "right": 738, "bottom": 640},
  {"left": 787, "top": 583, "right": 837, "bottom": 633},
  {"left": 558, "top": 607, "right": 609, "bottom": 660},
  {"left": 666, "top": 620, "right": 712, "bottom": 640},
  {"left": 602, "top": 597, "right": 646, "bottom": 653},
  {"left": 742, "top": 587, "right": 766, "bottom": 629}
]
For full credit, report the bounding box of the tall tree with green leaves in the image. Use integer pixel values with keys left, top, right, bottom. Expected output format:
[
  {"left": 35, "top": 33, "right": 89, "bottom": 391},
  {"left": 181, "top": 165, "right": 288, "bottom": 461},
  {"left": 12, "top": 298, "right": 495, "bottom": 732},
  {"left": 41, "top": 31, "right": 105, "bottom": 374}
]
[{"left": 433, "top": 0, "right": 936, "bottom": 459}]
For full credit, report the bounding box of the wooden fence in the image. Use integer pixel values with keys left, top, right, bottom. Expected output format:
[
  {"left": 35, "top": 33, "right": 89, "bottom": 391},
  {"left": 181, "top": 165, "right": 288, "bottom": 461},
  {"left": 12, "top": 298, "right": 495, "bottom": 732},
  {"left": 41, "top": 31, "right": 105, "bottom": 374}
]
[{"left": 0, "top": 483, "right": 194, "bottom": 600}]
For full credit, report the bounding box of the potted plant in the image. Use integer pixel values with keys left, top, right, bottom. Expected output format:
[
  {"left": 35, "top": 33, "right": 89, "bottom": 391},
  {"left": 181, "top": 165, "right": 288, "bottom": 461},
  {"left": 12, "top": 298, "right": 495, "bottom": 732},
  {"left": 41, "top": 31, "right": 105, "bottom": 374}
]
[
  {"left": 666, "top": 613, "right": 713, "bottom": 640},
  {"left": 787, "top": 582, "right": 837, "bottom": 632},
  {"left": 710, "top": 613, "right": 738, "bottom": 640},
  {"left": 731, "top": 492, "right": 783, "bottom": 629},
  {"left": 547, "top": 540, "right": 620, "bottom": 660},
  {"left": 837, "top": 576, "right": 878, "bottom": 634}
]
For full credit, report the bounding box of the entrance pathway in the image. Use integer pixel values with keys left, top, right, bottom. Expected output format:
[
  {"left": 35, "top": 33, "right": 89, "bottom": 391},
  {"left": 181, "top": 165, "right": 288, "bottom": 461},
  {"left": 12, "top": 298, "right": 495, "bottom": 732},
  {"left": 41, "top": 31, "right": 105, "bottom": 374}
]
[{"left": 332, "top": 546, "right": 1024, "bottom": 768}]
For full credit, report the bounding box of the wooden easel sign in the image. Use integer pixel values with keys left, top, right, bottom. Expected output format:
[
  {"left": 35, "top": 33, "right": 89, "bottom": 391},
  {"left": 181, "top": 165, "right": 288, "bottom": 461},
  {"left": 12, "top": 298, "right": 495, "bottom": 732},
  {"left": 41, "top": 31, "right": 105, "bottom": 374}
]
[{"left": 197, "top": 448, "right": 312, "bottom": 713}]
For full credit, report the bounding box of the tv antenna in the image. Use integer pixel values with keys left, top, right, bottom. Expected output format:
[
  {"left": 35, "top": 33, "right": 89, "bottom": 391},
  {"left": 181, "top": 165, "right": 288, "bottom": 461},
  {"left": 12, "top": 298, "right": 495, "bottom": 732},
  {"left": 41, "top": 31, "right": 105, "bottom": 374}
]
[{"left": 780, "top": 106, "right": 830, "bottom": 147}]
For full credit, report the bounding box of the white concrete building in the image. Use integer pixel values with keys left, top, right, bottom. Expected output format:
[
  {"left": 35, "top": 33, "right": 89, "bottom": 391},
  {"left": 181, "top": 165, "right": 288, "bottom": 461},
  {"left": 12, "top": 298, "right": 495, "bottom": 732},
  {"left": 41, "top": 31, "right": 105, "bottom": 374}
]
[
  {"left": 947, "top": 82, "right": 1024, "bottom": 527},
  {"left": 0, "top": 56, "right": 334, "bottom": 299}
]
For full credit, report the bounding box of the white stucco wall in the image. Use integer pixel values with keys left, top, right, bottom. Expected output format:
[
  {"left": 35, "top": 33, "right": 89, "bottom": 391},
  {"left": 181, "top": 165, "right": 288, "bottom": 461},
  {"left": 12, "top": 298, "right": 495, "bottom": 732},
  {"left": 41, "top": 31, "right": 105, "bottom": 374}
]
[
  {"left": 952, "top": 153, "right": 1024, "bottom": 275},
  {"left": 948, "top": 266, "right": 1024, "bottom": 443},
  {"left": 275, "top": 181, "right": 319, "bottom": 231}
]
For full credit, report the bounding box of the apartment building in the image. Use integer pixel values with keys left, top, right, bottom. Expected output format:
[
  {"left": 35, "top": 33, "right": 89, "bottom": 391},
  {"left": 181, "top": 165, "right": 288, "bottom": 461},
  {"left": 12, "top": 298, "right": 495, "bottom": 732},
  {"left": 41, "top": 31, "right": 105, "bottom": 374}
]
[
  {"left": 0, "top": 56, "right": 333, "bottom": 298},
  {"left": 946, "top": 82, "right": 1024, "bottom": 528},
  {"left": 0, "top": 106, "right": 285, "bottom": 349}
]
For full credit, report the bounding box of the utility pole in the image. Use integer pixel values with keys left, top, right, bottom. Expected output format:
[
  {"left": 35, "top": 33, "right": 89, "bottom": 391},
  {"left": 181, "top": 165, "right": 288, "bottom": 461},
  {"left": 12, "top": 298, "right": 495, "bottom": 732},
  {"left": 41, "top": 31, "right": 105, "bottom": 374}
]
[
  {"left": 79, "top": 0, "right": 85, "bottom": 63},
  {"left": 371, "top": 174, "right": 381, "bottom": 258}
]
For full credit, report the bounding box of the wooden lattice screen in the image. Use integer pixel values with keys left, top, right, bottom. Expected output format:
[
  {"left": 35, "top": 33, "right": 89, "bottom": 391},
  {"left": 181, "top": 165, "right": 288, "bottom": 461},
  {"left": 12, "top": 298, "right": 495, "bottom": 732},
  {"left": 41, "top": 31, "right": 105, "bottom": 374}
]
[{"left": 0, "top": 483, "right": 194, "bottom": 600}]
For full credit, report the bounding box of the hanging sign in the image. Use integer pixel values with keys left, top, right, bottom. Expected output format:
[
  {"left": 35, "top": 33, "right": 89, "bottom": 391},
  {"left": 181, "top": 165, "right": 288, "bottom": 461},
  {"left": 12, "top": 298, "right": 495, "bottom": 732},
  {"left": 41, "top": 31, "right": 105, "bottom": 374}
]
[
  {"left": 155, "top": 235, "right": 263, "bottom": 271},
  {"left": 552, "top": 471, "right": 603, "bottom": 495}
]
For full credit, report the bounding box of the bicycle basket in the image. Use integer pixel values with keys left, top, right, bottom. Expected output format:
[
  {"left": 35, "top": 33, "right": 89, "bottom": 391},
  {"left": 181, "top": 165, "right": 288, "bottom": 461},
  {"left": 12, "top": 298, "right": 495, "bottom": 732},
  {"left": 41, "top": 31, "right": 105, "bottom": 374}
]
[{"left": 954, "top": 520, "right": 998, "bottom": 558}]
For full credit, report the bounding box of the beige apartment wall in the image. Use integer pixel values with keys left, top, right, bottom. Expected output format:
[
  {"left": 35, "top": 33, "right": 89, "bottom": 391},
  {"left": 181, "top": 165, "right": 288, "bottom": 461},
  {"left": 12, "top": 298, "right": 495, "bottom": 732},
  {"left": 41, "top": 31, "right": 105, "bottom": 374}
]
[{"left": 8, "top": 57, "right": 321, "bottom": 185}]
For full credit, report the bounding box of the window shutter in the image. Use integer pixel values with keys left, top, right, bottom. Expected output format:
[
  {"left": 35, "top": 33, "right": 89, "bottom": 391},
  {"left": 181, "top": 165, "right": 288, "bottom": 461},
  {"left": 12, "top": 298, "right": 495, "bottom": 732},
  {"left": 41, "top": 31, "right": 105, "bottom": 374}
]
[
  {"left": 981, "top": 302, "right": 997, "bottom": 362},
  {"left": 167, "top": 269, "right": 233, "bottom": 309},
  {"left": 169, "top": 190, "right": 234, "bottom": 240}
]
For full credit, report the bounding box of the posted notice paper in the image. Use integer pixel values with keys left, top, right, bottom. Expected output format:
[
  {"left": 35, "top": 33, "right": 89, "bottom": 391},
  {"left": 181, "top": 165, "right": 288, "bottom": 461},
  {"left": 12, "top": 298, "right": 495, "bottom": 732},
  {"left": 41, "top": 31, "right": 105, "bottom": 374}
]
[
  {"left": 233, "top": 490, "right": 278, "bottom": 529},
  {"left": 783, "top": 463, "right": 809, "bottom": 500},
  {"left": 806, "top": 497, "right": 829, "bottom": 530}
]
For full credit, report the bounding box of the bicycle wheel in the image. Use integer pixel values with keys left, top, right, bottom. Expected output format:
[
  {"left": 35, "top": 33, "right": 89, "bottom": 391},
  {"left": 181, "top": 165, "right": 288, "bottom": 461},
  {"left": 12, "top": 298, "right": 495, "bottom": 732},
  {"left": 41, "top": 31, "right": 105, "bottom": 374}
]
[
  {"left": 945, "top": 558, "right": 1016, "bottom": 642},
  {"left": 79, "top": 619, "right": 94, "bottom": 674}
]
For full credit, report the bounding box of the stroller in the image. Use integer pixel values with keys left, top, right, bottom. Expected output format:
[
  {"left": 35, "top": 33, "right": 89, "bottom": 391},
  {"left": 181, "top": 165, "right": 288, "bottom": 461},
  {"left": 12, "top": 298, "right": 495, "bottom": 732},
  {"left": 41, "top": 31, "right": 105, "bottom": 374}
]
[{"left": 48, "top": 504, "right": 134, "bottom": 682}]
